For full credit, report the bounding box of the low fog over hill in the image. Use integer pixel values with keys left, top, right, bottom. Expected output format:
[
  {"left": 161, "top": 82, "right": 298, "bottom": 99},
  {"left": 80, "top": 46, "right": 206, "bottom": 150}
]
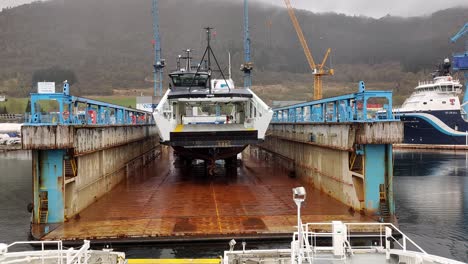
[{"left": 0, "top": 0, "right": 466, "bottom": 101}]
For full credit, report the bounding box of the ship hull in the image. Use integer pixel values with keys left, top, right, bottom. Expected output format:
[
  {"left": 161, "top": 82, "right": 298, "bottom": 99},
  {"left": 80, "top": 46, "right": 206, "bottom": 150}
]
[
  {"left": 399, "top": 110, "right": 468, "bottom": 145},
  {"left": 169, "top": 128, "right": 259, "bottom": 148},
  {"left": 172, "top": 145, "right": 247, "bottom": 162}
]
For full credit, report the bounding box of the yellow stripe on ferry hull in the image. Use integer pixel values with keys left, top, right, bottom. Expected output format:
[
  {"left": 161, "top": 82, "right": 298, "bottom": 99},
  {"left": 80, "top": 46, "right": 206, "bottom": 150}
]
[{"left": 173, "top": 124, "right": 184, "bottom": 132}]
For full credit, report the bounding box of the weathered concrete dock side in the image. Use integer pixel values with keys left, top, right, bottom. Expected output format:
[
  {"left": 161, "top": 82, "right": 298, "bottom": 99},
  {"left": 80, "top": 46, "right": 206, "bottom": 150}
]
[
  {"left": 23, "top": 125, "right": 159, "bottom": 227},
  {"left": 262, "top": 84, "right": 404, "bottom": 221},
  {"left": 21, "top": 84, "right": 159, "bottom": 238}
]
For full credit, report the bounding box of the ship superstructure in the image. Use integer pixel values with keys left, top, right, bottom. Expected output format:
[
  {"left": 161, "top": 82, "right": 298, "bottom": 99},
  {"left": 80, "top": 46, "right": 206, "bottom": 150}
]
[{"left": 153, "top": 28, "right": 272, "bottom": 173}]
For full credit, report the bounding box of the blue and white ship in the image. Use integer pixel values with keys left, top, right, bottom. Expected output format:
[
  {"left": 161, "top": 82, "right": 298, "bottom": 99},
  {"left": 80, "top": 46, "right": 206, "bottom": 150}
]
[{"left": 396, "top": 59, "right": 468, "bottom": 145}]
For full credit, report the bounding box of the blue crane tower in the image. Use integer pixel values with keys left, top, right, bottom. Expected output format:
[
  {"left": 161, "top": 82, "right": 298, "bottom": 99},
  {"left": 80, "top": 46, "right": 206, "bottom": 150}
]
[
  {"left": 451, "top": 23, "right": 468, "bottom": 114},
  {"left": 152, "top": 0, "right": 165, "bottom": 96},
  {"left": 241, "top": 0, "right": 253, "bottom": 89}
]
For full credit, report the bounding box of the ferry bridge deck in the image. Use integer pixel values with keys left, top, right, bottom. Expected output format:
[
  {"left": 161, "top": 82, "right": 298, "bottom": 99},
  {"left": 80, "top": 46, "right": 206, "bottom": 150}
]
[{"left": 35, "top": 147, "right": 370, "bottom": 242}]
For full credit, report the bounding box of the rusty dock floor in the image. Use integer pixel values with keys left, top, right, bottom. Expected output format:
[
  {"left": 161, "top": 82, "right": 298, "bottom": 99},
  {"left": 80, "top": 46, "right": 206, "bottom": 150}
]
[{"left": 35, "top": 147, "right": 373, "bottom": 242}]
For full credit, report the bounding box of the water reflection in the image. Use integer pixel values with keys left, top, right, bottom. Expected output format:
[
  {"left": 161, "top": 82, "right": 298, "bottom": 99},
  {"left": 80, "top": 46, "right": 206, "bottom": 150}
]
[
  {"left": 0, "top": 150, "right": 32, "bottom": 243},
  {"left": 0, "top": 150, "right": 466, "bottom": 262},
  {"left": 394, "top": 150, "right": 468, "bottom": 262}
]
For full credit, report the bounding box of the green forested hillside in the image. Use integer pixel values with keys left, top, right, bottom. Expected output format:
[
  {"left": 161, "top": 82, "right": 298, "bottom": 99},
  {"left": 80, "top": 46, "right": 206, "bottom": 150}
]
[{"left": 0, "top": 0, "right": 466, "bottom": 102}]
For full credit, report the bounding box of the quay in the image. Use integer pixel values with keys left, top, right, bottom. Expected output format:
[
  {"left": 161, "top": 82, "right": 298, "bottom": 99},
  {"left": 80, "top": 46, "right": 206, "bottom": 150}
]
[{"left": 19, "top": 81, "right": 404, "bottom": 242}]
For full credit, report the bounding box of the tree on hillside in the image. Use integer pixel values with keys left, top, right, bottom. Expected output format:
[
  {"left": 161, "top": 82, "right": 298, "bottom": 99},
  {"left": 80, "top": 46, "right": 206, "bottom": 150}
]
[
  {"left": 25, "top": 99, "right": 31, "bottom": 113},
  {"left": 32, "top": 66, "right": 78, "bottom": 86}
]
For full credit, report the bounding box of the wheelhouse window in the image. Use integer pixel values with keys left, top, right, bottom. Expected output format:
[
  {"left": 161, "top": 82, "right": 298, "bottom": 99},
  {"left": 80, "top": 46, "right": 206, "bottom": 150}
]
[{"left": 170, "top": 73, "right": 209, "bottom": 87}]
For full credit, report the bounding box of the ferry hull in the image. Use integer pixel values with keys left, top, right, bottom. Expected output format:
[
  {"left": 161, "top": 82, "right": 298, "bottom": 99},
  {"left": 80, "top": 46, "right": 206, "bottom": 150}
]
[
  {"left": 169, "top": 129, "right": 258, "bottom": 165},
  {"left": 400, "top": 110, "right": 468, "bottom": 145},
  {"left": 169, "top": 130, "right": 259, "bottom": 148},
  {"left": 172, "top": 145, "right": 247, "bottom": 162}
]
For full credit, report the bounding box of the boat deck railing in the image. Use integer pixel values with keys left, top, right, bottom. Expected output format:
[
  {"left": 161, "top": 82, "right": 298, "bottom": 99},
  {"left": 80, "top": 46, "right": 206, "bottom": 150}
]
[
  {"left": 1, "top": 240, "right": 78, "bottom": 264},
  {"left": 287, "top": 221, "right": 464, "bottom": 264},
  {"left": 224, "top": 220, "right": 463, "bottom": 263},
  {"left": 297, "top": 222, "right": 426, "bottom": 259},
  {"left": 417, "top": 79, "right": 460, "bottom": 86},
  {"left": 0, "top": 240, "right": 125, "bottom": 264}
]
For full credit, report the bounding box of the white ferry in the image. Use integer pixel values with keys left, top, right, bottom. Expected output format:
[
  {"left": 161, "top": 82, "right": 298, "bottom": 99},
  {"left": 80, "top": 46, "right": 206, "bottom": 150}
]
[{"left": 153, "top": 28, "right": 272, "bottom": 173}]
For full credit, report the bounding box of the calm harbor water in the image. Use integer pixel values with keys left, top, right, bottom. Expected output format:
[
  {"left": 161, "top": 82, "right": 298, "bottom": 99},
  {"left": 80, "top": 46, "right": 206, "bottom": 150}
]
[
  {"left": 393, "top": 150, "right": 468, "bottom": 262},
  {"left": 0, "top": 149, "right": 466, "bottom": 262}
]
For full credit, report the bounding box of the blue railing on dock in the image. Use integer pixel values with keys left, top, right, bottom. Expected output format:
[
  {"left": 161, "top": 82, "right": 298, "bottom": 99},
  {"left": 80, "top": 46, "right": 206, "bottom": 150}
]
[
  {"left": 27, "top": 82, "right": 154, "bottom": 126},
  {"left": 272, "top": 81, "right": 397, "bottom": 123}
]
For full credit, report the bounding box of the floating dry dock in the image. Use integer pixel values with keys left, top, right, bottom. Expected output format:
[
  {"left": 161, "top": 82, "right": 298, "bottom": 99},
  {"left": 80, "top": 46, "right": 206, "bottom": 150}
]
[{"left": 22, "top": 83, "right": 403, "bottom": 243}]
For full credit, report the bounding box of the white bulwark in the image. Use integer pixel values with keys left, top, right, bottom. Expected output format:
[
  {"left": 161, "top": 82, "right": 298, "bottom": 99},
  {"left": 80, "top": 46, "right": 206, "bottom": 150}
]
[
  {"left": 0, "top": 95, "right": 5, "bottom": 102},
  {"left": 37, "top": 82, "right": 56, "bottom": 94}
]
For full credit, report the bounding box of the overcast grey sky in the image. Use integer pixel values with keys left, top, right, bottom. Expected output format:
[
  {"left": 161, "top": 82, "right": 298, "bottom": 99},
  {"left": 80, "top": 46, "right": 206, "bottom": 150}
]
[
  {"left": 258, "top": 0, "right": 468, "bottom": 17},
  {"left": 1, "top": 0, "right": 467, "bottom": 18}
]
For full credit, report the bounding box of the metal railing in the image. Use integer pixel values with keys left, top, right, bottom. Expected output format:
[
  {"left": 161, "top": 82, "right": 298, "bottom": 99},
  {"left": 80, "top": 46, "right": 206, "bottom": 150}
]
[
  {"left": 288, "top": 221, "right": 461, "bottom": 263},
  {"left": 27, "top": 82, "right": 154, "bottom": 126},
  {"left": 271, "top": 82, "right": 397, "bottom": 123},
  {"left": 301, "top": 222, "right": 426, "bottom": 254},
  {"left": 0, "top": 114, "right": 25, "bottom": 121},
  {"left": 223, "top": 220, "right": 465, "bottom": 264},
  {"left": 2, "top": 240, "right": 65, "bottom": 264},
  {"left": 0, "top": 240, "right": 126, "bottom": 264}
]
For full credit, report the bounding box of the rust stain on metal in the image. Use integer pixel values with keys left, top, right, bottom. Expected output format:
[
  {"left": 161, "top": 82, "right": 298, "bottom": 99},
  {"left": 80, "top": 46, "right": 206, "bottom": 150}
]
[
  {"left": 242, "top": 217, "right": 266, "bottom": 230},
  {"left": 173, "top": 218, "right": 197, "bottom": 233}
]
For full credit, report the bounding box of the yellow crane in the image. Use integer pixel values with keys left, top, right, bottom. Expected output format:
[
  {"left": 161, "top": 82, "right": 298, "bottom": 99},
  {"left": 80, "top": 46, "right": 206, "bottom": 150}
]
[{"left": 283, "top": 0, "right": 334, "bottom": 100}]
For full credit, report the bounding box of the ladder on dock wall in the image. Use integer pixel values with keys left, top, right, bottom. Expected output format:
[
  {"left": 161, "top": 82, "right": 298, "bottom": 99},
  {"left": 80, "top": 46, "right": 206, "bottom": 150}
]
[
  {"left": 64, "top": 157, "right": 77, "bottom": 178},
  {"left": 379, "top": 184, "right": 391, "bottom": 222},
  {"left": 38, "top": 192, "right": 48, "bottom": 224},
  {"left": 349, "top": 151, "right": 363, "bottom": 174}
]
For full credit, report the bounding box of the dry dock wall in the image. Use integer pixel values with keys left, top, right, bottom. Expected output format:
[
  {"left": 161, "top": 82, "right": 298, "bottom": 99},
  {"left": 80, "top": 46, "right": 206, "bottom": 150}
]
[
  {"left": 257, "top": 122, "right": 403, "bottom": 218},
  {"left": 22, "top": 125, "right": 159, "bottom": 224}
]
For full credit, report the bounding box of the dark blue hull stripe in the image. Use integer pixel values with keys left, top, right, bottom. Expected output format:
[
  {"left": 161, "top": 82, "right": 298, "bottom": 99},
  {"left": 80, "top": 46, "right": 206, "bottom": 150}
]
[{"left": 400, "top": 112, "right": 468, "bottom": 145}]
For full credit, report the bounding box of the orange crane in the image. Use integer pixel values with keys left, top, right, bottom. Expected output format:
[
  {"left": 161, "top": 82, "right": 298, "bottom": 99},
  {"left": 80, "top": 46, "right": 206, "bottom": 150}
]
[{"left": 284, "top": 0, "right": 334, "bottom": 100}]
